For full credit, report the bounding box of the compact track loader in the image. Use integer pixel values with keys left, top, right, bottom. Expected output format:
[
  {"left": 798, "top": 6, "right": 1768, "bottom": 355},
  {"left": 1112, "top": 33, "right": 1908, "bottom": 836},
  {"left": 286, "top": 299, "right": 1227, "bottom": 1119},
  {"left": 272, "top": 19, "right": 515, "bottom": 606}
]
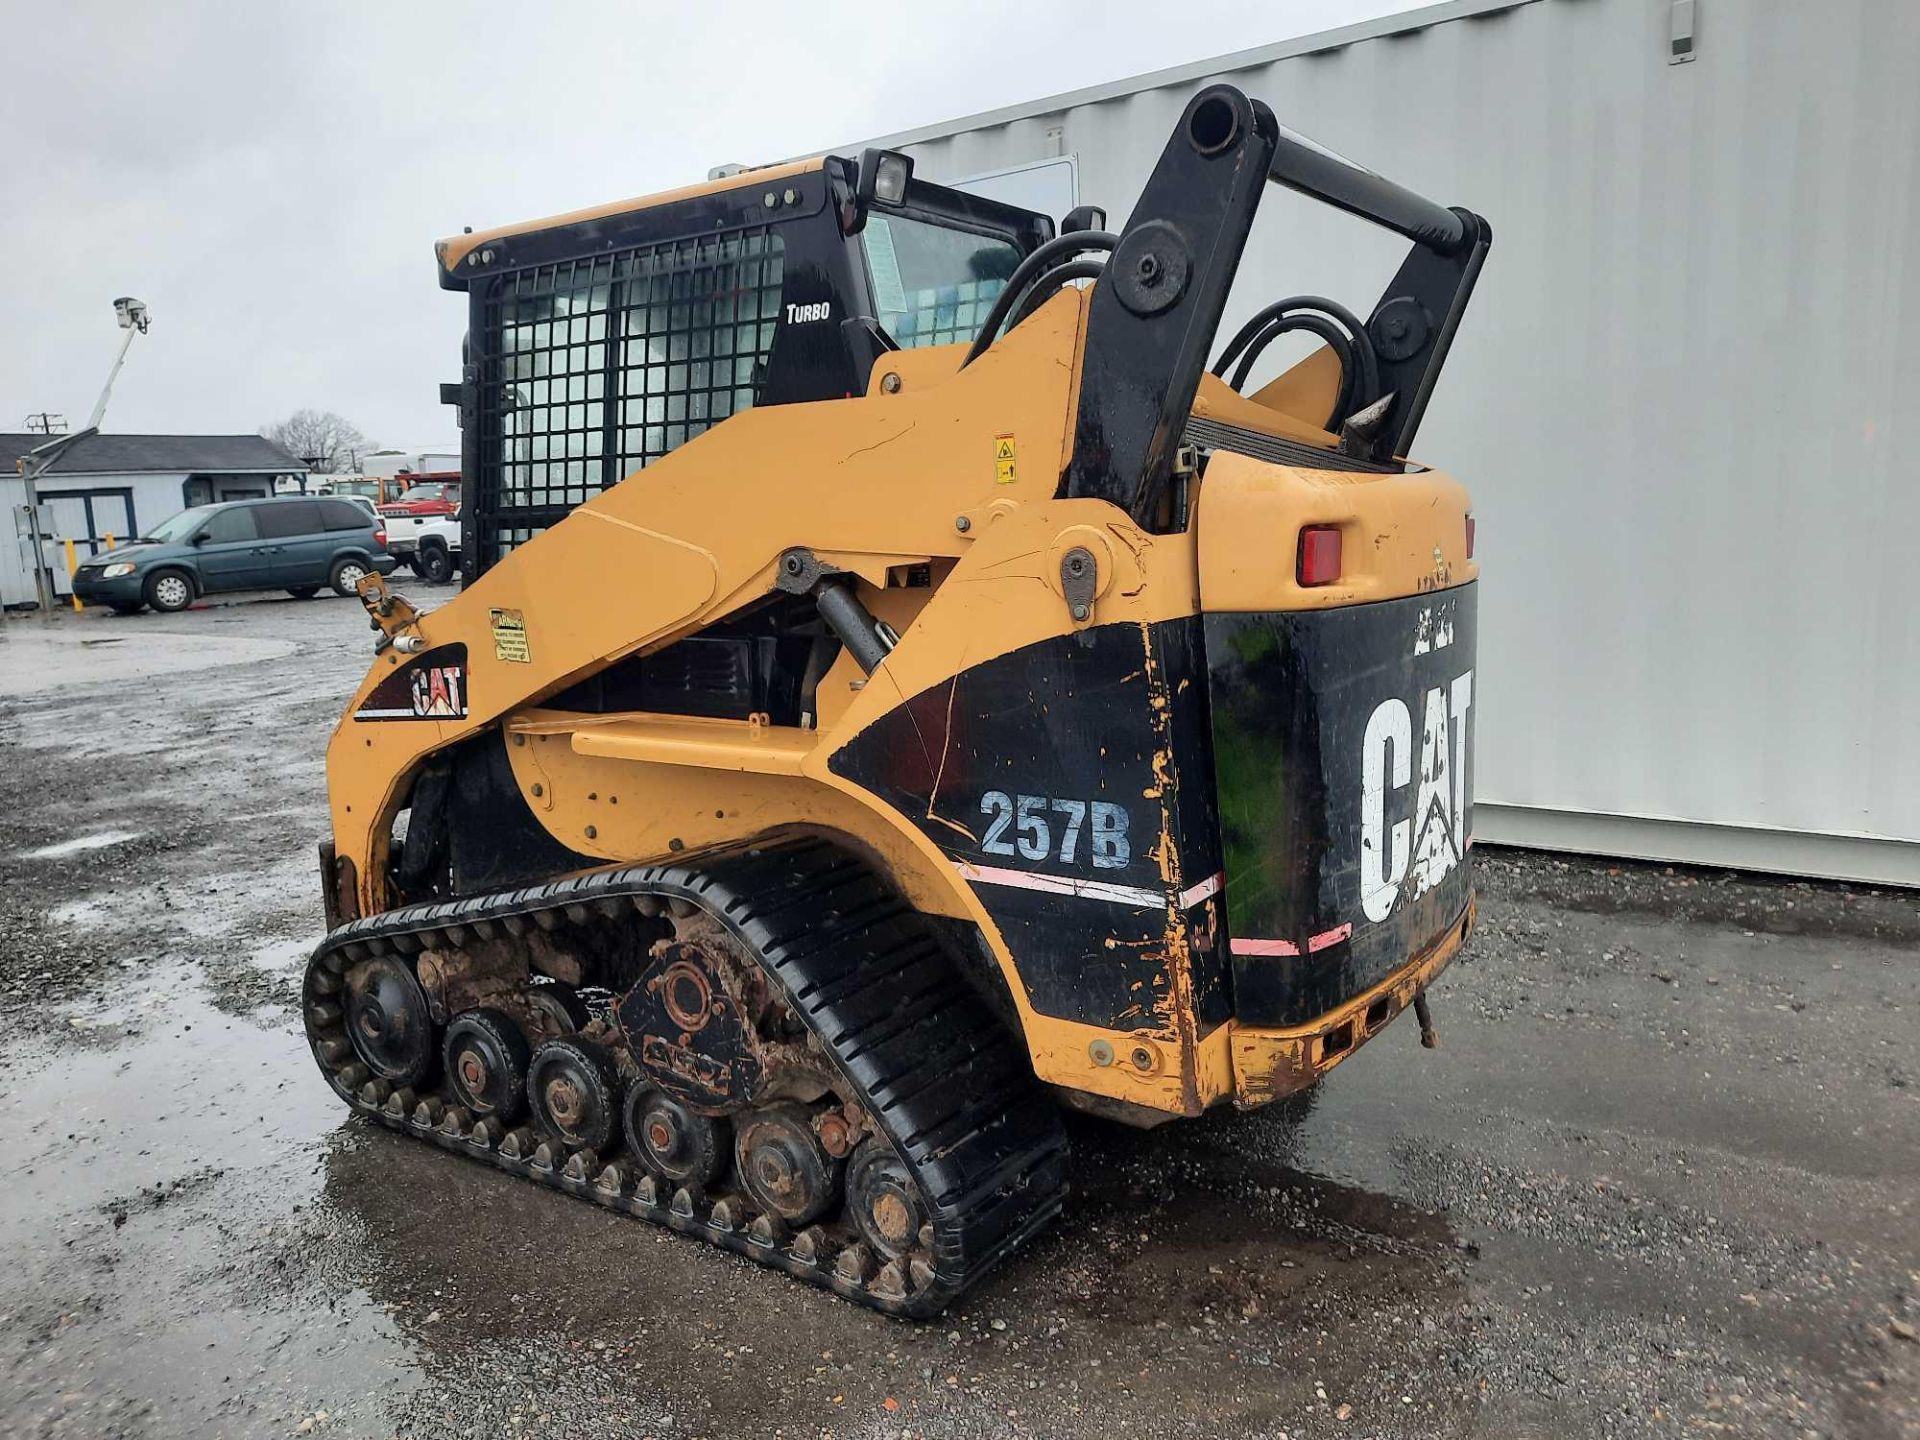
[{"left": 305, "top": 85, "right": 1490, "bottom": 1315}]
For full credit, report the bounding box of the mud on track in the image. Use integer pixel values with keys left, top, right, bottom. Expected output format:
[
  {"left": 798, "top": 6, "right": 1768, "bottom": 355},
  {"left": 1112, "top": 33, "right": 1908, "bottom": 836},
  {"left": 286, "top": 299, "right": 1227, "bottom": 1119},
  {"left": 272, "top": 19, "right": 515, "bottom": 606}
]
[{"left": 1, "top": 595, "right": 1916, "bottom": 1438}]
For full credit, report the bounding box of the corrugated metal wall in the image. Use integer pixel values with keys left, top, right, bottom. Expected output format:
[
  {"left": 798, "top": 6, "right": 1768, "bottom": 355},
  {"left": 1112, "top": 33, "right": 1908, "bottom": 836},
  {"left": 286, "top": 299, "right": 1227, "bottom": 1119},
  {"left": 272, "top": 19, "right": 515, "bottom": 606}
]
[{"left": 866, "top": 0, "right": 1920, "bottom": 885}]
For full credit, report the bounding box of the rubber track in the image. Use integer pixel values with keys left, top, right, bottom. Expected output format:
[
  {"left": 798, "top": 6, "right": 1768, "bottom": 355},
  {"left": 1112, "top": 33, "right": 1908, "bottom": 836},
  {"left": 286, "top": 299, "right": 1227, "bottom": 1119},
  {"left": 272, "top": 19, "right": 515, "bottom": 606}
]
[{"left": 301, "top": 835, "right": 1069, "bottom": 1317}]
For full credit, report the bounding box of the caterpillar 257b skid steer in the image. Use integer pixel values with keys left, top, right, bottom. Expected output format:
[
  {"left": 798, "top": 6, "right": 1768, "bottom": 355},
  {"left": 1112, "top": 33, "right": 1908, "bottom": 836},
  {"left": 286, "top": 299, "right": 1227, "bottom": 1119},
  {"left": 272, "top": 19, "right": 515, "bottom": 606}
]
[{"left": 305, "top": 85, "right": 1490, "bottom": 1316}]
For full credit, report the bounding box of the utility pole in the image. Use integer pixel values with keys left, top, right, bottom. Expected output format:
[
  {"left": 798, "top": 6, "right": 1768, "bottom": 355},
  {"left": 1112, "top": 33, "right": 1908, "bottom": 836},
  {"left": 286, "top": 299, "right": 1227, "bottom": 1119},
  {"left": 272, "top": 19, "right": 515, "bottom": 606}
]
[
  {"left": 23, "top": 412, "right": 68, "bottom": 435},
  {"left": 19, "top": 298, "right": 151, "bottom": 615},
  {"left": 18, "top": 434, "right": 74, "bottom": 615}
]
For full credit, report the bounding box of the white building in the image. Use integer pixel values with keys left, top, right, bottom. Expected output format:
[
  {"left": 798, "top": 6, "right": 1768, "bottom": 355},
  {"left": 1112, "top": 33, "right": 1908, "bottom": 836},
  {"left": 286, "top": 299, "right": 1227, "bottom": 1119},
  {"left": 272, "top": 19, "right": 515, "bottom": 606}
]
[
  {"left": 854, "top": 0, "right": 1918, "bottom": 885},
  {"left": 361, "top": 448, "right": 459, "bottom": 478},
  {"left": 2, "top": 432, "right": 307, "bottom": 606}
]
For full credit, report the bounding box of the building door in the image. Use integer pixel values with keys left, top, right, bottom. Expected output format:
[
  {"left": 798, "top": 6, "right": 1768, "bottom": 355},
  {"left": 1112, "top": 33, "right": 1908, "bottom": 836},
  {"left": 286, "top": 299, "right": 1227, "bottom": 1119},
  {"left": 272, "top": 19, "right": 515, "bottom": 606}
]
[{"left": 39, "top": 488, "right": 136, "bottom": 596}]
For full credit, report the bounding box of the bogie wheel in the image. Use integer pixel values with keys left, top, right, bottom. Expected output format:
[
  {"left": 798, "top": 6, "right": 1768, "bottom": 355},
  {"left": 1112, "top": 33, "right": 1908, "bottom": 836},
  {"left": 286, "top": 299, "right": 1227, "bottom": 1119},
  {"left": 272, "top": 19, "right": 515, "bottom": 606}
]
[
  {"left": 443, "top": 1008, "right": 532, "bottom": 1121},
  {"left": 329, "top": 557, "right": 371, "bottom": 597},
  {"left": 736, "top": 1104, "right": 844, "bottom": 1226},
  {"left": 524, "top": 981, "right": 591, "bottom": 1038},
  {"left": 845, "top": 1138, "right": 928, "bottom": 1261},
  {"left": 344, "top": 955, "right": 439, "bottom": 1088},
  {"left": 144, "top": 569, "right": 194, "bottom": 613},
  {"left": 527, "top": 1038, "right": 623, "bottom": 1153},
  {"left": 623, "top": 1087, "right": 730, "bottom": 1187}
]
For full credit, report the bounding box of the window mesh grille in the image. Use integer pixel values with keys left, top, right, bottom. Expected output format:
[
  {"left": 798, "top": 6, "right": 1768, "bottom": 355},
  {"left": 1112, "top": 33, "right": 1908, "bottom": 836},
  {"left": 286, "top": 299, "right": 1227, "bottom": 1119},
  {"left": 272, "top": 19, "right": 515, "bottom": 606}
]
[{"left": 476, "top": 228, "right": 785, "bottom": 564}]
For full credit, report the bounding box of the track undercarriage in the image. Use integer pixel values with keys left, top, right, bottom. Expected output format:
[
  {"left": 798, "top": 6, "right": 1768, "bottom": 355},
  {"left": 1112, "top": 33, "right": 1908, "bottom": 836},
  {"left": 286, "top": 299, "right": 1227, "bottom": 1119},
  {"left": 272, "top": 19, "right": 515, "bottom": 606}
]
[{"left": 302, "top": 837, "right": 1067, "bottom": 1317}]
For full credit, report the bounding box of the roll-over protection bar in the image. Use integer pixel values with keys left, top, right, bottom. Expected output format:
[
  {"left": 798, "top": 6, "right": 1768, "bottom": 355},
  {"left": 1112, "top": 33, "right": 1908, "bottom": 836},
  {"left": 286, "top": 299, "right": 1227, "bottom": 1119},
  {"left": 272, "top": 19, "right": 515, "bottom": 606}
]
[{"left": 1062, "top": 85, "right": 1492, "bottom": 528}]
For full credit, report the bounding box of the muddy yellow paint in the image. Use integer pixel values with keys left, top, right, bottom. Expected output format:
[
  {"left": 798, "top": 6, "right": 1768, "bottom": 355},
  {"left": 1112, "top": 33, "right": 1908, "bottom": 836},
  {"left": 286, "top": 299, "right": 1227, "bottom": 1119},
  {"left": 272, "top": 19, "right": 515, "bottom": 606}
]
[{"left": 327, "top": 266, "right": 1478, "bottom": 1119}]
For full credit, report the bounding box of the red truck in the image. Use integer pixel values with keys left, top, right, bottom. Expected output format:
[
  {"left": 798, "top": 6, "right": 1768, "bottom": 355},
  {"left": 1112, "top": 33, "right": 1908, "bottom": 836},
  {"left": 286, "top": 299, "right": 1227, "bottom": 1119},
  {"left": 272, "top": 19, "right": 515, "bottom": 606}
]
[{"left": 375, "top": 473, "right": 461, "bottom": 519}]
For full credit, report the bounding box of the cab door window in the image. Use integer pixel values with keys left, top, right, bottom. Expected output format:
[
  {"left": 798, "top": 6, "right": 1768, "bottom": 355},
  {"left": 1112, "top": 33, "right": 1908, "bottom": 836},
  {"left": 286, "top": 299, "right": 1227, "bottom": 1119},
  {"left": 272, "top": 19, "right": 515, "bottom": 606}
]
[{"left": 199, "top": 507, "right": 259, "bottom": 544}]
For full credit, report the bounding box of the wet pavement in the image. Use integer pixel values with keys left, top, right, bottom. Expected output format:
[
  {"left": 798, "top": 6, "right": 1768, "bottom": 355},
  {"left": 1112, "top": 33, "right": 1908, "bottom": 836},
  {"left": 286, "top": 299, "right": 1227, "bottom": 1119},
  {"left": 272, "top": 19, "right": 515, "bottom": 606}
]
[{"left": 1, "top": 593, "right": 1915, "bottom": 1440}]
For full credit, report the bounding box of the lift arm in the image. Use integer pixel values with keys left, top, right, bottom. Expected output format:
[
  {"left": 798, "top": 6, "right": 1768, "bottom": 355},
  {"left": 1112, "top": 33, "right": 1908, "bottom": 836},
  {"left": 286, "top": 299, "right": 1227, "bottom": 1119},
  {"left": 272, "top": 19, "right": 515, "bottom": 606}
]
[{"left": 1062, "top": 84, "right": 1492, "bottom": 527}]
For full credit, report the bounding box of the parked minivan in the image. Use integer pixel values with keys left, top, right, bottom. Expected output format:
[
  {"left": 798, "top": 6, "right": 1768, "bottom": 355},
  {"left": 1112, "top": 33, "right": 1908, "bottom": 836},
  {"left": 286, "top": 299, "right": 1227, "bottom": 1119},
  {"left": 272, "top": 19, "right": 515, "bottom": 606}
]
[{"left": 71, "top": 496, "right": 397, "bottom": 614}]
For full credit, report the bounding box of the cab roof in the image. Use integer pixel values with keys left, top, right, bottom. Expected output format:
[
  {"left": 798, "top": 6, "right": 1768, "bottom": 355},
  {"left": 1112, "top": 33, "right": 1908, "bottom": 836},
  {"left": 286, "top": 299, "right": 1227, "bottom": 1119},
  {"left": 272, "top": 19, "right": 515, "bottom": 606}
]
[{"left": 435, "top": 159, "right": 825, "bottom": 277}]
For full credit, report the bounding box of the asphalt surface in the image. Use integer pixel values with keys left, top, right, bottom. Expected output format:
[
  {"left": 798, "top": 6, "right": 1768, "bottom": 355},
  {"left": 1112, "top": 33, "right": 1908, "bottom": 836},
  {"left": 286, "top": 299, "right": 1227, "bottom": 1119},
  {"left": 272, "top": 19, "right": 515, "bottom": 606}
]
[{"left": 1, "top": 591, "right": 1915, "bottom": 1440}]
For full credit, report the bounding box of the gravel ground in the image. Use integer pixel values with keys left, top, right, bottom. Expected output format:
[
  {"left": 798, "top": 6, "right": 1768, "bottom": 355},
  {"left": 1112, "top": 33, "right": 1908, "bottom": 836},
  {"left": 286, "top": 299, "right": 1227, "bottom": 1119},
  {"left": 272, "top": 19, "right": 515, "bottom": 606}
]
[{"left": 0, "top": 593, "right": 1915, "bottom": 1439}]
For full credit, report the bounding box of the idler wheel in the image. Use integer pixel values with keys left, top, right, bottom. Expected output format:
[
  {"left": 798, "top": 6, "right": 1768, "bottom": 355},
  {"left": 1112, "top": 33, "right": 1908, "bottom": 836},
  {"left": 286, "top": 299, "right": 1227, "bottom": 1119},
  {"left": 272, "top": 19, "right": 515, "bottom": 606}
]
[
  {"left": 845, "top": 1138, "right": 927, "bottom": 1261},
  {"left": 526, "top": 1038, "right": 623, "bottom": 1153},
  {"left": 736, "top": 1104, "right": 844, "bottom": 1226},
  {"left": 524, "top": 982, "right": 591, "bottom": 1036},
  {"left": 344, "top": 955, "right": 438, "bottom": 1088},
  {"left": 442, "top": 1008, "right": 532, "bottom": 1122},
  {"left": 623, "top": 1087, "right": 730, "bottom": 1187}
]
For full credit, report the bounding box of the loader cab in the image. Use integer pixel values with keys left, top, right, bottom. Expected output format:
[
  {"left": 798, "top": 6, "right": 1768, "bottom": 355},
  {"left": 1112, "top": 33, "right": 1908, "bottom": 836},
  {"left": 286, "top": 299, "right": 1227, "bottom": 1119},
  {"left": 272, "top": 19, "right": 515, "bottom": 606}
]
[{"left": 440, "top": 157, "right": 1052, "bottom": 581}]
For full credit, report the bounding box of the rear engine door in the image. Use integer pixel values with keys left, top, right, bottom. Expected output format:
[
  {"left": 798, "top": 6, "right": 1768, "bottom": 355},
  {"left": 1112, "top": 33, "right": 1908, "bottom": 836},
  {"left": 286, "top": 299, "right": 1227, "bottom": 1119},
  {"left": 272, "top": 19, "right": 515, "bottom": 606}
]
[{"left": 1205, "top": 586, "right": 1477, "bottom": 1027}]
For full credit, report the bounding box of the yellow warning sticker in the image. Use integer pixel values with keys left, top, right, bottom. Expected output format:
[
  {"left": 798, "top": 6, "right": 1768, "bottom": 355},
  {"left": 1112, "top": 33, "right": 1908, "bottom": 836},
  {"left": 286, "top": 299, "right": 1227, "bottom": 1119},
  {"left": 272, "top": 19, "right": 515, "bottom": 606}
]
[
  {"left": 994, "top": 432, "right": 1017, "bottom": 485},
  {"left": 490, "top": 607, "right": 531, "bottom": 663}
]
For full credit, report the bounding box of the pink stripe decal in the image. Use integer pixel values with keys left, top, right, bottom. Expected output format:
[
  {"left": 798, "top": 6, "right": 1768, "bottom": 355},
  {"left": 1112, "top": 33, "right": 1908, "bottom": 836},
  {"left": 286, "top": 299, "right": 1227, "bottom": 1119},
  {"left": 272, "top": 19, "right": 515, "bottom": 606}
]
[
  {"left": 1228, "top": 936, "right": 1301, "bottom": 957},
  {"left": 1229, "top": 921, "right": 1356, "bottom": 958},
  {"left": 1178, "top": 871, "right": 1224, "bottom": 909}
]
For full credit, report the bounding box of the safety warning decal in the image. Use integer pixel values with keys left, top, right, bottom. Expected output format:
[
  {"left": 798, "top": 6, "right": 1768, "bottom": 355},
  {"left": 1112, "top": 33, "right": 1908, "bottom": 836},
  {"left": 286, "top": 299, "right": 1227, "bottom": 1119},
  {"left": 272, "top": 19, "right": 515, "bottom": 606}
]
[
  {"left": 993, "top": 433, "right": 1017, "bottom": 485},
  {"left": 354, "top": 643, "right": 469, "bottom": 723},
  {"left": 490, "top": 607, "right": 531, "bottom": 663}
]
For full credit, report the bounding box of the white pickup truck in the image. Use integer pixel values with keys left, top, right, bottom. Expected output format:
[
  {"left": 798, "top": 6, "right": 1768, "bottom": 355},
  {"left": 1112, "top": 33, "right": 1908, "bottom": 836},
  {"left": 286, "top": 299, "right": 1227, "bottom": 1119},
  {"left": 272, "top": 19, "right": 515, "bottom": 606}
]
[{"left": 383, "top": 511, "right": 460, "bottom": 585}]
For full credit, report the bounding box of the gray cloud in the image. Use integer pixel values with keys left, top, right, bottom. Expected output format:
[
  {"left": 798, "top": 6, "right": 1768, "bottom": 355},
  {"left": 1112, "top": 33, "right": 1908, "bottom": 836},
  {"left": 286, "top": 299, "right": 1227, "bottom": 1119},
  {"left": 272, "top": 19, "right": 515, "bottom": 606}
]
[{"left": 1, "top": 0, "right": 1411, "bottom": 449}]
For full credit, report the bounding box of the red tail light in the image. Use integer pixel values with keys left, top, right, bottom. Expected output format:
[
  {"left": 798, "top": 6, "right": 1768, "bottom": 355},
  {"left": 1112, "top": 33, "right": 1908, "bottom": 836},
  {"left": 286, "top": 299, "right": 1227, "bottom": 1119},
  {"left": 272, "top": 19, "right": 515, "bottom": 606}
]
[
  {"left": 1297, "top": 525, "right": 1343, "bottom": 587},
  {"left": 1466, "top": 514, "right": 1476, "bottom": 559},
  {"left": 373, "top": 529, "right": 387, "bottom": 547}
]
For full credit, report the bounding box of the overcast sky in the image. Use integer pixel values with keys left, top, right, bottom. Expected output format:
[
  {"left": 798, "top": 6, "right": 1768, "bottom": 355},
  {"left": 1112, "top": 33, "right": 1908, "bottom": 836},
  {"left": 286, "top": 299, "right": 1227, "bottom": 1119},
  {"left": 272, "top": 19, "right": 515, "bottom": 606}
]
[{"left": 2, "top": 0, "right": 1421, "bottom": 453}]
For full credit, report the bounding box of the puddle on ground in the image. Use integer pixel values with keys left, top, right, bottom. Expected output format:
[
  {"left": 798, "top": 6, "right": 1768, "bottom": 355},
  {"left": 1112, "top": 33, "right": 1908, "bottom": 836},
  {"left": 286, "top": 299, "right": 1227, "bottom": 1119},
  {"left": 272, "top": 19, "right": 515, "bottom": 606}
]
[
  {"left": 0, "top": 964, "right": 329, "bottom": 1231},
  {"left": 39, "top": 847, "right": 324, "bottom": 949},
  {"left": 17, "top": 830, "right": 142, "bottom": 861},
  {"left": 0, "top": 967, "right": 421, "bottom": 1437},
  {"left": 50, "top": 896, "right": 111, "bottom": 926},
  {"left": 247, "top": 934, "right": 317, "bottom": 976},
  {"left": 0, "top": 628, "right": 298, "bottom": 698}
]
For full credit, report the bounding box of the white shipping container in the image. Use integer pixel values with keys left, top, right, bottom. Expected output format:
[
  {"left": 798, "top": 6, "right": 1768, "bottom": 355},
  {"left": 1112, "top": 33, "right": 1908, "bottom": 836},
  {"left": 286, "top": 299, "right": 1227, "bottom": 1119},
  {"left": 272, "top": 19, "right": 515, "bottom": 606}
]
[{"left": 854, "top": 0, "right": 1920, "bottom": 886}]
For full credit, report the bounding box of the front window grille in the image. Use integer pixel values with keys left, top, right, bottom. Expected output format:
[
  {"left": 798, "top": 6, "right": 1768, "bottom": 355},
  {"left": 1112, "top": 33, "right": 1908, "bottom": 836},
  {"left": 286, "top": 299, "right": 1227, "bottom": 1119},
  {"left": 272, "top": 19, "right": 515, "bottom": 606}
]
[{"left": 476, "top": 227, "right": 785, "bottom": 563}]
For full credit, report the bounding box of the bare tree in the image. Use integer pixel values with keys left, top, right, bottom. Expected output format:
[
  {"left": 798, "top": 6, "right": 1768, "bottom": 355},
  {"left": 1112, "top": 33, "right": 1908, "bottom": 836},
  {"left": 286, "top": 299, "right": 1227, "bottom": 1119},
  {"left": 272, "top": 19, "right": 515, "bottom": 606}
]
[{"left": 261, "top": 410, "right": 372, "bottom": 474}]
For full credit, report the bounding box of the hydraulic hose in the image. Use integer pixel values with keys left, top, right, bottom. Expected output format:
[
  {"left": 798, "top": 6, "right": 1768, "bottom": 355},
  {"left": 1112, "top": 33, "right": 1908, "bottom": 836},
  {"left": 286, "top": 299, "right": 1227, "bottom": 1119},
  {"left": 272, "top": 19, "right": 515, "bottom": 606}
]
[
  {"left": 1229, "top": 314, "right": 1358, "bottom": 429},
  {"left": 1212, "top": 294, "right": 1380, "bottom": 423},
  {"left": 1005, "top": 259, "right": 1105, "bottom": 329},
  {"left": 961, "top": 231, "right": 1117, "bottom": 368}
]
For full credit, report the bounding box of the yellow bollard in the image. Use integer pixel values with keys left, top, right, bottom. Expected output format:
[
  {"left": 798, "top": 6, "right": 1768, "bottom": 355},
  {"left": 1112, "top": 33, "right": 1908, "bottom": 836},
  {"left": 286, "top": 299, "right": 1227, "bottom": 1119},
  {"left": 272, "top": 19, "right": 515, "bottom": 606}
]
[
  {"left": 105, "top": 532, "right": 116, "bottom": 549},
  {"left": 65, "top": 538, "right": 83, "bottom": 611}
]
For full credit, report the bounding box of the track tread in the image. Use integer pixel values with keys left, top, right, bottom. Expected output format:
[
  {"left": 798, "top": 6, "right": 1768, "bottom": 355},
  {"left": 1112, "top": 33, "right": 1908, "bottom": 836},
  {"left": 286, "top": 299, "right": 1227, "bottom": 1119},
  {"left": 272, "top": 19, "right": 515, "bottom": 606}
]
[{"left": 303, "top": 836, "right": 1069, "bottom": 1317}]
